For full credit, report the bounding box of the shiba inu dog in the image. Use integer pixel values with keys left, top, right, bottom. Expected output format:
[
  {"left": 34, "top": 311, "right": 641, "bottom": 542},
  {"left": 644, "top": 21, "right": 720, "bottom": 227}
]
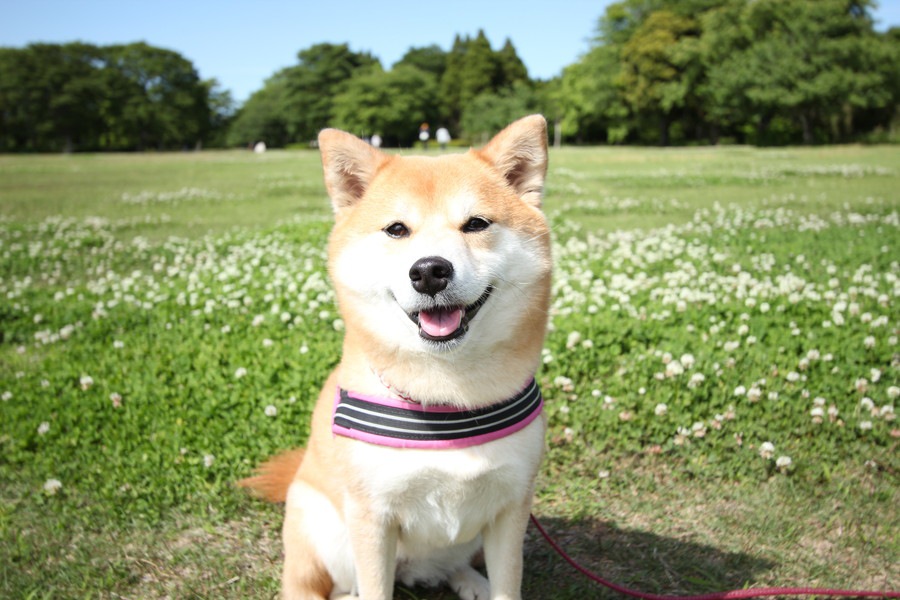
[{"left": 240, "top": 115, "right": 552, "bottom": 600}]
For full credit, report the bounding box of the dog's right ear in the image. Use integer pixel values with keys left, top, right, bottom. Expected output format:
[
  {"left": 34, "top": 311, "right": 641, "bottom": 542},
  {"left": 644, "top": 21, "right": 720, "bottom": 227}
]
[{"left": 318, "top": 129, "right": 387, "bottom": 211}]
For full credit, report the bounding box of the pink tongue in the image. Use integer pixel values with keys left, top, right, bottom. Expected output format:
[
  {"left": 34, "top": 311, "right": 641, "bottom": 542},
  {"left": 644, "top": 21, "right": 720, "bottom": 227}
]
[{"left": 419, "top": 307, "right": 463, "bottom": 337}]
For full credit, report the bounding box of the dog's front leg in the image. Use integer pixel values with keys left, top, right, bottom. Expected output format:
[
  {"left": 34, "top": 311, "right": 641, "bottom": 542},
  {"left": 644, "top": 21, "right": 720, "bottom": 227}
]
[
  {"left": 345, "top": 497, "right": 398, "bottom": 600},
  {"left": 482, "top": 501, "right": 532, "bottom": 600}
]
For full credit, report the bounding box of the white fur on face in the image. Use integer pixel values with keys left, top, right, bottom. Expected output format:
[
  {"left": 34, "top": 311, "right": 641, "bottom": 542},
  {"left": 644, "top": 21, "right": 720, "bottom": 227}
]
[{"left": 331, "top": 192, "right": 548, "bottom": 355}]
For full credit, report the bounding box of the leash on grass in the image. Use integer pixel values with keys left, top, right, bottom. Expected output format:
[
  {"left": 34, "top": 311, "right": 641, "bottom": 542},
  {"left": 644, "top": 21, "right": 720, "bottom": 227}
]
[{"left": 529, "top": 514, "right": 900, "bottom": 600}]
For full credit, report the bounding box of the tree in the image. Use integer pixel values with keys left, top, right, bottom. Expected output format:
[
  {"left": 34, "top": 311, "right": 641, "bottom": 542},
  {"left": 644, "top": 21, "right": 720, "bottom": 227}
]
[
  {"left": 331, "top": 65, "right": 440, "bottom": 146},
  {"left": 495, "top": 38, "right": 528, "bottom": 86},
  {"left": 459, "top": 30, "right": 498, "bottom": 110},
  {"left": 228, "top": 43, "right": 379, "bottom": 147},
  {"left": 0, "top": 42, "right": 214, "bottom": 151},
  {"left": 438, "top": 31, "right": 532, "bottom": 136},
  {"left": 103, "top": 42, "right": 210, "bottom": 150},
  {"left": 393, "top": 45, "right": 447, "bottom": 80},
  {"left": 557, "top": 44, "right": 630, "bottom": 143},
  {"left": 618, "top": 10, "right": 704, "bottom": 145},
  {"left": 460, "top": 83, "right": 540, "bottom": 144},
  {"left": 705, "top": 0, "right": 893, "bottom": 144}
]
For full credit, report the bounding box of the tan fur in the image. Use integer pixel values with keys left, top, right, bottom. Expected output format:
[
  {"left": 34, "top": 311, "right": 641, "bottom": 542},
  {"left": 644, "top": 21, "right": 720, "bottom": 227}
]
[
  {"left": 241, "top": 115, "right": 552, "bottom": 600},
  {"left": 237, "top": 449, "right": 305, "bottom": 503}
]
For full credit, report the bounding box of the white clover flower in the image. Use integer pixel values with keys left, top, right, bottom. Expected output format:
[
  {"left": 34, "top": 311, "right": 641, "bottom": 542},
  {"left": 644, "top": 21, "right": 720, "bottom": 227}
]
[
  {"left": 43, "top": 478, "right": 63, "bottom": 495},
  {"left": 565, "top": 331, "right": 582, "bottom": 350},
  {"left": 252, "top": 314, "right": 265, "bottom": 327},
  {"left": 810, "top": 407, "right": 825, "bottom": 422},
  {"left": 747, "top": 387, "right": 761, "bottom": 402},
  {"left": 113, "top": 340, "right": 125, "bottom": 349},
  {"left": 870, "top": 368, "right": 881, "bottom": 383},
  {"left": 768, "top": 391, "right": 779, "bottom": 401},
  {"left": 299, "top": 344, "right": 309, "bottom": 354},
  {"left": 37, "top": 422, "right": 50, "bottom": 435},
  {"left": 220, "top": 325, "right": 231, "bottom": 334},
  {"left": 234, "top": 367, "right": 247, "bottom": 379},
  {"left": 654, "top": 403, "right": 668, "bottom": 417},
  {"left": 724, "top": 340, "right": 740, "bottom": 352},
  {"left": 262, "top": 338, "right": 274, "bottom": 348},
  {"left": 859, "top": 420, "right": 873, "bottom": 431},
  {"left": 880, "top": 405, "right": 895, "bottom": 421},
  {"left": 553, "top": 376, "right": 574, "bottom": 392},
  {"left": 775, "top": 456, "right": 792, "bottom": 471},
  {"left": 786, "top": 372, "right": 800, "bottom": 383},
  {"left": 688, "top": 373, "right": 705, "bottom": 388},
  {"left": 734, "top": 385, "right": 746, "bottom": 397},
  {"left": 759, "top": 442, "right": 775, "bottom": 459},
  {"left": 680, "top": 354, "right": 695, "bottom": 369},
  {"left": 264, "top": 404, "right": 278, "bottom": 417},
  {"left": 856, "top": 378, "right": 869, "bottom": 393},
  {"left": 864, "top": 336, "right": 876, "bottom": 349},
  {"left": 691, "top": 422, "right": 707, "bottom": 438},
  {"left": 665, "top": 360, "right": 684, "bottom": 377},
  {"left": 888, "top": 386, "right": 900, "bottom": 400},
  {"left": 597, "top": 469, "right": 610, "bottom": 479},
  {"left": 79, "top": 375, "right": 94, "bottom": 390},
  {"left": 860, "top": 397, "right": 875, "bottom": 411},
  {"left": 203, "top": 454, "right": 216, "bottom": 468},
  {"left": 333, "top": 319, "right": 345, "bottom": 331},
  {"left": 110, "top": 392, "right": 122, "bottom": 408},
  {"left": 1, "top": 391, "right": 11, "bottom": 401}
]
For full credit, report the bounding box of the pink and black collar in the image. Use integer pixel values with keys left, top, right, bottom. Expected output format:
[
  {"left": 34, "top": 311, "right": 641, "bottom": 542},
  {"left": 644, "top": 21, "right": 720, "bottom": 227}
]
[{"left": 332, "top": 379, "right": 543, "bottom": 449}]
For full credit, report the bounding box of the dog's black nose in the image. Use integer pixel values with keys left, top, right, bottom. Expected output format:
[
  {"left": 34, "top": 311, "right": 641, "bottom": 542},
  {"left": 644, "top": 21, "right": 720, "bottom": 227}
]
[{"left": 409, "top": 256, "right": 454, "bottom": 297}]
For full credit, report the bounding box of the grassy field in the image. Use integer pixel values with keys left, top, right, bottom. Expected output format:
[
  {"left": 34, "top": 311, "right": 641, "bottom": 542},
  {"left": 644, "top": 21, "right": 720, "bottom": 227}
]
[{"left": 1, "top": 144, "right": 898, "bottom": 599}]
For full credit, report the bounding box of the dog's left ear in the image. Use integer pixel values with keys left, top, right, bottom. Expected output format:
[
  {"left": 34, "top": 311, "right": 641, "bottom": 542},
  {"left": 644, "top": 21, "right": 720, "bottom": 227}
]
[
  {"left": 318, "top": 128, "right": 387, "bottom": 211},
  {"left": 477, "top": 114, "right": 548, "bottom": 208}
]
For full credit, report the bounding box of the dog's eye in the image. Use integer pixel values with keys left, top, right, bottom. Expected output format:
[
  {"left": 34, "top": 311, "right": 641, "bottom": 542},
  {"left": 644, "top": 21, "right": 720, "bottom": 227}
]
[
  {"left": 462, "top": 216, "right": 492, "bottom": 233},
  {"left": 384, "top": 222, "right": 410, "bottom": 238}
]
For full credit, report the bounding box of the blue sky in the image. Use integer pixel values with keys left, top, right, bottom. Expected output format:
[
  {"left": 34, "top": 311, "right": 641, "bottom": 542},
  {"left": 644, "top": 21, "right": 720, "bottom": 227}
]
[{"left": 2, "top": 0, "right": 899, "bottom": 105}]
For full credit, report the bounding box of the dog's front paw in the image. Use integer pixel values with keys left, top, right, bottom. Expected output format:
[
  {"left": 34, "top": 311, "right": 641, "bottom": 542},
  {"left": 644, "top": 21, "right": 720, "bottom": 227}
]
[{"left": 449, "top": 566, "right": 491, "bottom": 600}]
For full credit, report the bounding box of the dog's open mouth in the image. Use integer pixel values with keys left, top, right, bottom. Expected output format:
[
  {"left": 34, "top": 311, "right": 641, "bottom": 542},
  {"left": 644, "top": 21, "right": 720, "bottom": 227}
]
[{"left": 408, "top": 286, "right": 493, "bottom": 342}]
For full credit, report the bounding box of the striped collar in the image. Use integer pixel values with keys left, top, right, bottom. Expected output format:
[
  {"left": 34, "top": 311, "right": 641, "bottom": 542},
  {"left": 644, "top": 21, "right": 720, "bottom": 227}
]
[{"left": 332, "top": 379, "right": 543, "bottom": 449}]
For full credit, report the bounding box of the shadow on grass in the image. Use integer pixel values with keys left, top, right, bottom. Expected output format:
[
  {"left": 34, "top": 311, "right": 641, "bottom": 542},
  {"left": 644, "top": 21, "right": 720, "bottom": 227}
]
[
  {"left": 521, "top": 516, "right": 776, "bottom": 599},
  {"left": 398, "top": 515, "right": 775, "bottom": 599}
]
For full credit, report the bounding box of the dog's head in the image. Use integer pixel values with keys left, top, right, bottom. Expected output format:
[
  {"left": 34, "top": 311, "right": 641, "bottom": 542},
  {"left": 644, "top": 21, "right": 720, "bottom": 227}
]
[{"left": 319, "top": 116, "right": 552, "bottom": 366}]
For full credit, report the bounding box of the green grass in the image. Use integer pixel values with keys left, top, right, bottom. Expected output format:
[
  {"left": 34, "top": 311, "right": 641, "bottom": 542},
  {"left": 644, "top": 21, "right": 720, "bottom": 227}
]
[{"left": 1, "top": 145, "right": 898, "bottom": 599}]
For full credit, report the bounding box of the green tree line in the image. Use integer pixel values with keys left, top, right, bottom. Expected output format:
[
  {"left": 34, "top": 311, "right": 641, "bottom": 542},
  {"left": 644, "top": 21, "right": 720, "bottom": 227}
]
[
  {"left": 1, "top": 0, "right": 898, "bottom": 151},
  {"left": 552, "top": 0, "right": 900, "bottom": 145},
  {"left": 0, "top": 42, "right": 233, "bottom": 152}
]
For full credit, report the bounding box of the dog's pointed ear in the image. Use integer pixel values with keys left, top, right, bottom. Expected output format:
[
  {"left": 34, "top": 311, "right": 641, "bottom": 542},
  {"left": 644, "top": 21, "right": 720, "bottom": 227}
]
[
  {"left": 476, "top": 114, "right": 548, "bottom": 208},
  {"left": 318, "top": 129, "right": 387, "bottom": 211}
]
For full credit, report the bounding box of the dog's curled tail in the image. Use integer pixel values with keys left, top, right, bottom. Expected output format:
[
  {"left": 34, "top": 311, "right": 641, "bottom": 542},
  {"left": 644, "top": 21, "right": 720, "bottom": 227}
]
[{"left": 237, "top": 449, "right": 305, "bottom": 503}]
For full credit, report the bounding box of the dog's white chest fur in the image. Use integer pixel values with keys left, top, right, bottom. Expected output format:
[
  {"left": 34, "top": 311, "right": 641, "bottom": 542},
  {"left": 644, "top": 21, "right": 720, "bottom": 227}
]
[{"left": 351, "top": 418, "right": 544, "bottom": 549}]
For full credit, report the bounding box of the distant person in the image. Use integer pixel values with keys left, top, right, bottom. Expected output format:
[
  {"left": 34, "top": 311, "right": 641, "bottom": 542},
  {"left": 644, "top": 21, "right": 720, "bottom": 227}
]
[
  {"left": 436, "top": 127, "right": 451, "bottom": 150},
  {"left": 371, "top": 134, "right": 382, "bottom": 149},
  {"left": 419, "top": 122, "right": 430, "bottom": 150},
  {"left": 254, "top": 141, "right": 267, "bottom": 154}
]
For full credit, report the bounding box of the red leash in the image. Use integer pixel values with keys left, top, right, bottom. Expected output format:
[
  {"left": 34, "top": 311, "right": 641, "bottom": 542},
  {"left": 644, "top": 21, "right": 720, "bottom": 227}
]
[{"left": 530, "top": 514, "right": 900, "bottom": 600}]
